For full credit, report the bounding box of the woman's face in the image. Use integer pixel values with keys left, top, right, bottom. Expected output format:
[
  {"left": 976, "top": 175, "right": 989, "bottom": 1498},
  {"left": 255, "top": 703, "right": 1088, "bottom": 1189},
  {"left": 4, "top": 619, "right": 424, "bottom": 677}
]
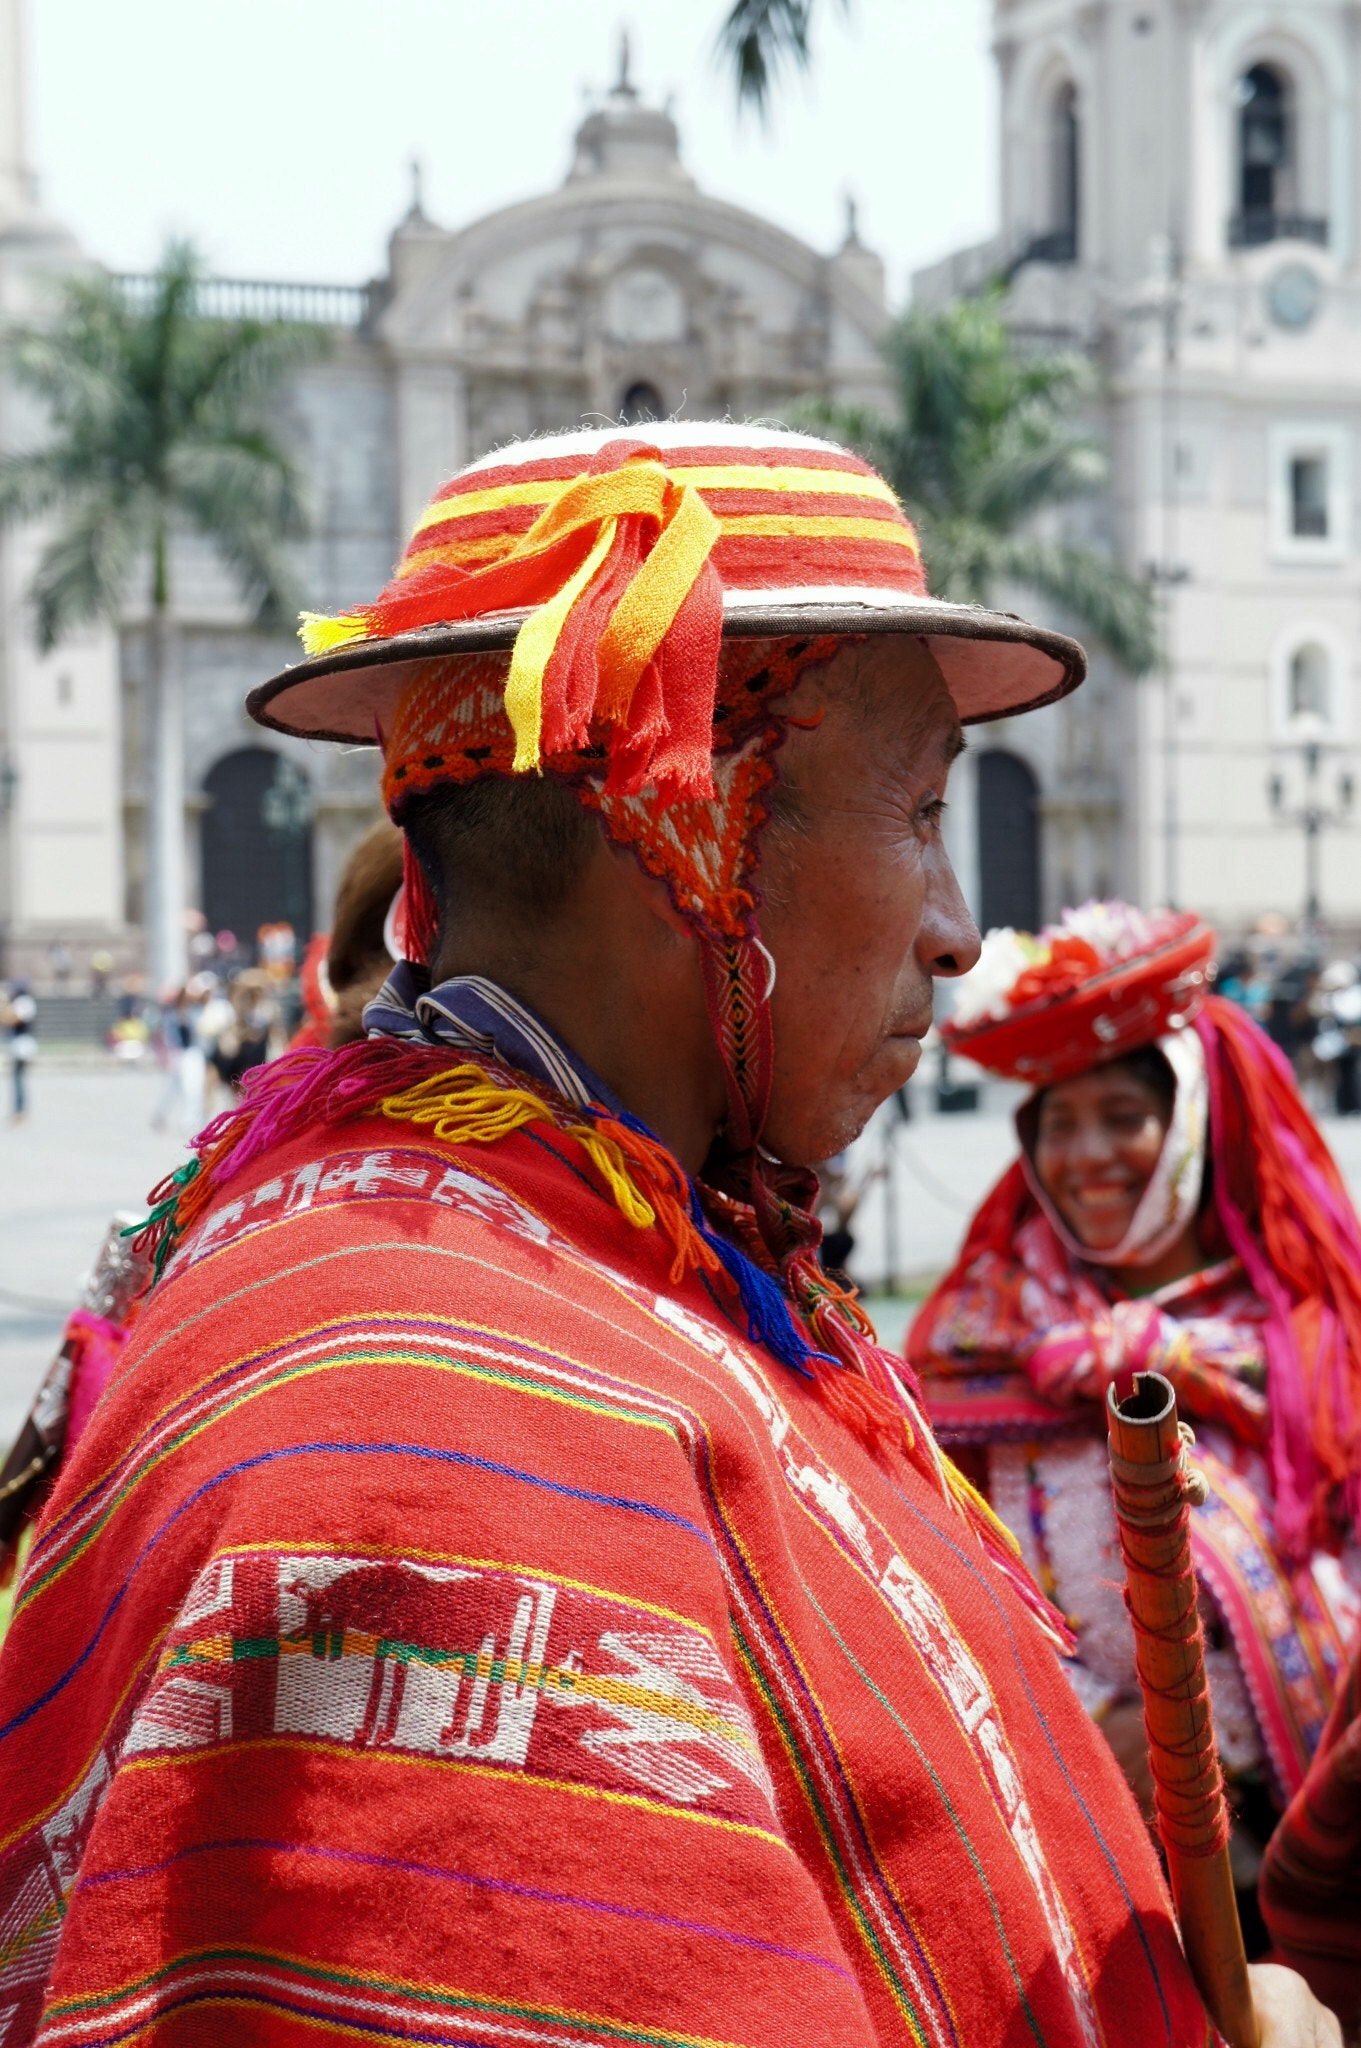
[{"left": 1032, "top": 1063, "right": 1172, "bottom": 1251}]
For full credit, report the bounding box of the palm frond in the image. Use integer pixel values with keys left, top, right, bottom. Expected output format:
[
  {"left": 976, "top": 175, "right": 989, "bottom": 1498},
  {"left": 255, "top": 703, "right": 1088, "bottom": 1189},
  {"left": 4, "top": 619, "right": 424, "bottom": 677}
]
[
  {"left": 990, "top": 536, "right": 1159, "bottom": 675},
  {"left": 965, "top": 434, "right": 1106, "bottom": 528},
  {"left": 0, "top": 448, "right": 93, "bottom": 523},
  {"left": 169, "top": 436, "right": 310, "bottom": 612},
  {"left": 717, "top": 0, "right": 850, "bottom": 112},
  {"left": 0, "top": 236, "right": 314, "bottom": 634},
  {"left": 26, "top": 490, "right": 144, "bottom": 650}
]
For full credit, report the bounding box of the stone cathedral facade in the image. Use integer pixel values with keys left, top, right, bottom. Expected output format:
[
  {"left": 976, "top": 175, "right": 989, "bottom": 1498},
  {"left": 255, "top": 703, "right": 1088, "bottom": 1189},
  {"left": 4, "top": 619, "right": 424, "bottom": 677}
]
[
  {"left": 6, "top": 5, "right": 1361, "bottom": 969},
  {"left": 0, "top": 44, "right": 892, "bottom": 973}
]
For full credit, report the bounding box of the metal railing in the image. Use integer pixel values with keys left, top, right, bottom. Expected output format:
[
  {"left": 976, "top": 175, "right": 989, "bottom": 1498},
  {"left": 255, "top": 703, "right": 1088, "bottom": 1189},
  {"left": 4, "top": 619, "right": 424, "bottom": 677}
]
[
  {"left": 112, "top": 273, "right": 376, "bottom": 327},
  {"left": 1228, "top": 212, "right": 1329, "bottom": 250}
]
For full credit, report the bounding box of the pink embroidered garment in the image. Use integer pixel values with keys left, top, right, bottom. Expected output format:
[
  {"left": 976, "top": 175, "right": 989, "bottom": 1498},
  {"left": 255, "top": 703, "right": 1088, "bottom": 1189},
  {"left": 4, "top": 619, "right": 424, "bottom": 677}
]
[{"left": 914, "top": 952, "right": 1361, "bottom": 1800}]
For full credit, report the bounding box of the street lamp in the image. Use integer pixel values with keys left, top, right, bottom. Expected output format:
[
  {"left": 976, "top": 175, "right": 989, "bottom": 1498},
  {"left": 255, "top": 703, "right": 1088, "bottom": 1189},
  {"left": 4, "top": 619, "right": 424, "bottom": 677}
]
[{"left": 1266, "top": 716, "right": 1354, "bottom": 929}]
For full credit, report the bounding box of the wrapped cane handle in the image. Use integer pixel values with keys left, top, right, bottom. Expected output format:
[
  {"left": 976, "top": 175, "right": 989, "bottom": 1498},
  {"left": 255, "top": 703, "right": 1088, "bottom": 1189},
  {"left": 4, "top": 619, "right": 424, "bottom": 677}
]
[{"left": 1107, "top": 1372, "right": 1258, "bottom": 2048}]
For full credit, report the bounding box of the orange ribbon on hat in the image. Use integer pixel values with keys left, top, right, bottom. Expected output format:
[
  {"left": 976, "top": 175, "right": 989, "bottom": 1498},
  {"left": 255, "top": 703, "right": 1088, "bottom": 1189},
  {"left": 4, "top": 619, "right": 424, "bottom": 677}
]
[{"left": 299, "top": 444, "right": 724, "bottom": 797}]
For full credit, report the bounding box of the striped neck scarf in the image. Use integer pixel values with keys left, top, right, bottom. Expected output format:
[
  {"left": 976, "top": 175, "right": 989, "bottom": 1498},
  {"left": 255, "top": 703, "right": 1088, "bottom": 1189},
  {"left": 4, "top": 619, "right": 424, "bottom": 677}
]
[{"left": 363, "top": 962, "right": 627, "bottom": 1117}]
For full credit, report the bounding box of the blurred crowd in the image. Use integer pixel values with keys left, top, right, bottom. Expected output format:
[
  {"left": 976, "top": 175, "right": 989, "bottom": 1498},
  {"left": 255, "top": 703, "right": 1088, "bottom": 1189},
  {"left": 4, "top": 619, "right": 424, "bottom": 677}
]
[
  {"left": 0, "top": 920, "right": 302, "bottom": 1135},
  {"left": 11, "top": 894, "right": 1361, "bottom": 1136},
  {"left": 1216, "top": 915, "right": 1361, "bottom": 1115},
  {"left": 0, "top": 823, "right": 405, "bottom": 1132}
]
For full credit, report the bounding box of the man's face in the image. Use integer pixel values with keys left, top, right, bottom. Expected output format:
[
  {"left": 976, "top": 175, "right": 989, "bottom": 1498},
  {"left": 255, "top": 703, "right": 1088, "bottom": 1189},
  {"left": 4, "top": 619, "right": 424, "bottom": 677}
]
[{"left": 757, "top": 636, "right": 980, "bottom": 1166}]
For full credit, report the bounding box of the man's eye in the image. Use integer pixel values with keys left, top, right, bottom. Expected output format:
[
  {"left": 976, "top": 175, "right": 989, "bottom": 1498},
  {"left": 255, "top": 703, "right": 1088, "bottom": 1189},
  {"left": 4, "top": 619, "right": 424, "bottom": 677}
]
[{"left": 917, "top": 797, "right": 947, "bottom": 830}]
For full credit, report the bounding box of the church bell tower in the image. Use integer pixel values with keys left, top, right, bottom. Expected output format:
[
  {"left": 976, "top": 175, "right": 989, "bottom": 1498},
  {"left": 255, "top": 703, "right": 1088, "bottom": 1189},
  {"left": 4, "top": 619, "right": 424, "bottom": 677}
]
[
  {"left": 994, "top": 0, "right": 1361, "bottom": 287},
  {"left": 981, "top": 0, "right": 1361, "bottom": 933}
]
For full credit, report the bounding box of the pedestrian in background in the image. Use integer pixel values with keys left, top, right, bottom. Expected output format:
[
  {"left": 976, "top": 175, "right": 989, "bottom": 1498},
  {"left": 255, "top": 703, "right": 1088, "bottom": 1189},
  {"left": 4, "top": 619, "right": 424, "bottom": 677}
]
[{"left": 2, "top": 981, "right": 37, "bottom": 1121}]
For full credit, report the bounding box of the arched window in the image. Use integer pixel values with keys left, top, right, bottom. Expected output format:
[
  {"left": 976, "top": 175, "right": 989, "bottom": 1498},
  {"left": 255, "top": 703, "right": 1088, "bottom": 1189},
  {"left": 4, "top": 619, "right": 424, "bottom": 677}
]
[
  {"left": 1234, "top": 63, "right": 1294, "bottom": 243},
  {"left": 1288, "top": 642, "right": 1331, "bottom": 725},
  {"left": 1051, "top": 81, "right": 1080, "bottom": 259},
  {"left": 619, "top": 381, "right": 665, "bottom": 425},
  {"left": 201, "top": 748, "right": 314, "bottom": 950},
  {"left": 977, "top": 752, "right": 1041, "bottom": 933}
]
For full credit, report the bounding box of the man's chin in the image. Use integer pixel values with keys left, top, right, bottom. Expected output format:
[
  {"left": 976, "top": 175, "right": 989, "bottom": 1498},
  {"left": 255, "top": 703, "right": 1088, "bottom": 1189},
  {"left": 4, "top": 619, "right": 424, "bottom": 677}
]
[
  {"left": 764, "top": 1050, "right": 923, "bottom": 1169},
  {"left": 891, "top": 1036, "right": 925, "bottom": 1084}
]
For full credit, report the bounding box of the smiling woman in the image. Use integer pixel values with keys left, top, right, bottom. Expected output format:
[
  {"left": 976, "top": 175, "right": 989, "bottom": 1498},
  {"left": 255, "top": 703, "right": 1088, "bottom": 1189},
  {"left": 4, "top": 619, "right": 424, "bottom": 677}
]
[
  {"left": 1034, "top": 1056, "right": 1174, "bottom": 1241},
  {"left": 1030, "top": 1044, "right": 1207, "bottom": 1290},
  {"left": 911, "top": 900, "right": 1361, "bottom": 1844}
]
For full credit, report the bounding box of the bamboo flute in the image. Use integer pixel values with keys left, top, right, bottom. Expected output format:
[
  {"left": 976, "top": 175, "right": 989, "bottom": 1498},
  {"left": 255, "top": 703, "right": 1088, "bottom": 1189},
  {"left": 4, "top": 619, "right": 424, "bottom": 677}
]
[{"left": 1106, "top": 1371, "right": 1258, "bottom": 2048}]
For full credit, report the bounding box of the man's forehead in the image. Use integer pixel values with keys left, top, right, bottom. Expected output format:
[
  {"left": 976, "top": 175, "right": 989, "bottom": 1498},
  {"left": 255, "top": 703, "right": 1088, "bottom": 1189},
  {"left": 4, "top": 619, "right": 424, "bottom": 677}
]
[{"left": 825, "top": 635, "right": 965, "bottom": 769}]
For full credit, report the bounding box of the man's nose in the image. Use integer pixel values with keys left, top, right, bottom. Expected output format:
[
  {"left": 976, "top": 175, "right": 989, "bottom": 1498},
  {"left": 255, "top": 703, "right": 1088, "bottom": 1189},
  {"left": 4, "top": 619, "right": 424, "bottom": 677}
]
[{"left": 920, "top": 843, "right": 981, "bottom": 979}]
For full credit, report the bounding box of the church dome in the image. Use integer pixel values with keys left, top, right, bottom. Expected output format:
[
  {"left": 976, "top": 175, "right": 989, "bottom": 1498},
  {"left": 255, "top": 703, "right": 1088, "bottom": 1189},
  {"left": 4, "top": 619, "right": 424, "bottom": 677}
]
[{"left": 567, "top": 37, "right": 692, "bottom": 187}]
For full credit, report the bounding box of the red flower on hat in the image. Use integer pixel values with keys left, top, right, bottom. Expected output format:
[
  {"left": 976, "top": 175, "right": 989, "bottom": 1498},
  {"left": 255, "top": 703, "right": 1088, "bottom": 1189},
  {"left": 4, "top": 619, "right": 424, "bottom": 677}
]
[{"left": 1008, "top": 935, "right": 1102, "bottom": 1010}]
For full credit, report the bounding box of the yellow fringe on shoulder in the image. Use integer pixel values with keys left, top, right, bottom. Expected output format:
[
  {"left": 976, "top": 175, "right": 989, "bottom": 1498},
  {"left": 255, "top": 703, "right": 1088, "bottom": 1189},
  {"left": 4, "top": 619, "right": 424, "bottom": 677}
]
[
  {"left": 379, "top": 1064, "right": 659, "bottom": 1234},
  {"left": 941, "top": 1454, "right": 1023, "bottom": 1559}
]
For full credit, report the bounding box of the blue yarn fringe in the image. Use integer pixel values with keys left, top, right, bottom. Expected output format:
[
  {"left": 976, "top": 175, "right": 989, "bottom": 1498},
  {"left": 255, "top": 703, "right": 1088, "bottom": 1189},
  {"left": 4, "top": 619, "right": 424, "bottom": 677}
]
[
  {"left": 701, "top": 1220, "right": 819, "bottom": 1377},
  {"left": 612, "top": 1105, "right": 830, "bottom": 1379}
]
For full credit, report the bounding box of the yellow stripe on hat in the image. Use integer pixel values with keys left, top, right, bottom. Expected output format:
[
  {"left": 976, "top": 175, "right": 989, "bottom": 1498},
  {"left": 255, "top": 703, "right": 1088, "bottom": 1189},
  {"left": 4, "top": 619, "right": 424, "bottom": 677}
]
[
  {"left": 670, "top": 464, "right": 901, "bottom": 504},
  {"left": 398, "top": 506, "right": 917, "bottom": 587},
  {"left": 397, "top": 534, "right": 518, "bottom": 579},
  {"left": 411, "top": 477, "right": 560, "bottom": 537},
  {"left": 718, "top": 514, "right": 919, "bottom": 547},
  {"left": 408, "top": 460, "right": 900, "bottom": 542}
]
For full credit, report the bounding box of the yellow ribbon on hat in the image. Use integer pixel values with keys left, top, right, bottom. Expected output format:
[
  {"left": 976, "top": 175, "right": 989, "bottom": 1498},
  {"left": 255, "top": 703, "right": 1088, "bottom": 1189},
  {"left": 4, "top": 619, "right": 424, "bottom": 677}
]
[{"left": 300, "top": 457, "right": 721, "bottom": 778}]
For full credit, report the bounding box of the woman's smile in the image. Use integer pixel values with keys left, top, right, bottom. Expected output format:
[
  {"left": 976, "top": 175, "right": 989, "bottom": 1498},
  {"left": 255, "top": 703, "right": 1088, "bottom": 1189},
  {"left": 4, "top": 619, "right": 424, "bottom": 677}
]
[{"left": 1032, "top": 1062, "right": 1173, "bottom": 1252}]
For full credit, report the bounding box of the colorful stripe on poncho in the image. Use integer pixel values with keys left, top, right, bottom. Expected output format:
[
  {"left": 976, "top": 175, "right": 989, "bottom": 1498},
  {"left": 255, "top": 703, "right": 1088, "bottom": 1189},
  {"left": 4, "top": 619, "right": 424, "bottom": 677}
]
[{"left": 0, "top": 1052, "right": 1211, "bottom": 2046}]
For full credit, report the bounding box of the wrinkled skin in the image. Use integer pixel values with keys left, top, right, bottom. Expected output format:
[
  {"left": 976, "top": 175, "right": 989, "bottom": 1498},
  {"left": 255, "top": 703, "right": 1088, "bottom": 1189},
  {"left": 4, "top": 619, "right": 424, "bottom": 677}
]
[
  {"left": 441, "top": 634, "right": 979, "bottom": 1175},
  {"left": 758, "top": 635, "right": 980, "bottom": 1165}
]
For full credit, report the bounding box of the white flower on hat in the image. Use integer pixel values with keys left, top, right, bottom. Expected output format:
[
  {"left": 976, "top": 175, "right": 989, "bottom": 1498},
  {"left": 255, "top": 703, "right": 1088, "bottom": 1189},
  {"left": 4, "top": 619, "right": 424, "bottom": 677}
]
[
  {"left": 947, "top": 900, "right": 1183, "bottom": 1030},
  {"left": 948, "top": 927, "right": 1044, "bottom": 1028}
]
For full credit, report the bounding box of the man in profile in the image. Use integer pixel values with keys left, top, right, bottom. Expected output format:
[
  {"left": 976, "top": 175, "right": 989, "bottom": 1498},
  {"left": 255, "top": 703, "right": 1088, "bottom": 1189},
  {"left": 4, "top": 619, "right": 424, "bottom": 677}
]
[{"left": 0, "top": 423, "right": 1336, "bottom": 2046}]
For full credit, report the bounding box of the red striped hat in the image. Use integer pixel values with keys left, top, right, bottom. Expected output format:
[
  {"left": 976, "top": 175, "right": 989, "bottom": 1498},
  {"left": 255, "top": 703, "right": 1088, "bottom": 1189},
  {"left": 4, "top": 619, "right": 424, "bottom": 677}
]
[{"left": 248, "top": 422, "right": 1084, "bottom": 761}]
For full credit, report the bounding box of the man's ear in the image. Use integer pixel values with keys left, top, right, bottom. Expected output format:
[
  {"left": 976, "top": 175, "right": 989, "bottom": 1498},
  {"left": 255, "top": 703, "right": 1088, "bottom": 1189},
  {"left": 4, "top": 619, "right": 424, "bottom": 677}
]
[{"left": 604, "top": 836, "right": 693, "bottom": 942}]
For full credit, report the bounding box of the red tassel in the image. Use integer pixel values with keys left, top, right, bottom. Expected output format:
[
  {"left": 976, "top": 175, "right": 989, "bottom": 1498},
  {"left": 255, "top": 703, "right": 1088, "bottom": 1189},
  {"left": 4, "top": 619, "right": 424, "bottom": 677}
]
[{"left": 401, "top": 839, "right": 440, "bottom": 968}]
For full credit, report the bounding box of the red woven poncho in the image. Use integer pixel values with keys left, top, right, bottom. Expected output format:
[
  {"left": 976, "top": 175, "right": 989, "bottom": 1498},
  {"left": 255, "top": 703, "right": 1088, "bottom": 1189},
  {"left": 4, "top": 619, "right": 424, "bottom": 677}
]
[{"left": 0, "top": 1085, "right": 1210, "bottom": 2045}]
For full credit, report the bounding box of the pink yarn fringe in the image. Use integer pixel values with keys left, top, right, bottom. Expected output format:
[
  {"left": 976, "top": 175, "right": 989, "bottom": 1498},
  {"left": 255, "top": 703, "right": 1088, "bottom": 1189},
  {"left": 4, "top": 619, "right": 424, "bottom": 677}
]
[
  {"left": 192, "top": 1039, "right": 458, "bottom": 1194},
  {"left": 1198, "top": 1006, "right": 1361, "bottom": 1557}
]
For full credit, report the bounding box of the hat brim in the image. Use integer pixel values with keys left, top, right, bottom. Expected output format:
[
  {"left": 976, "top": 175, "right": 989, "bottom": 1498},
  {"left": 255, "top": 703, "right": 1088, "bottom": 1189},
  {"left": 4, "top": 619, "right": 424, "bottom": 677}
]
[{"left": 247, "top": 596, "right": 1086, "bottom": 745}]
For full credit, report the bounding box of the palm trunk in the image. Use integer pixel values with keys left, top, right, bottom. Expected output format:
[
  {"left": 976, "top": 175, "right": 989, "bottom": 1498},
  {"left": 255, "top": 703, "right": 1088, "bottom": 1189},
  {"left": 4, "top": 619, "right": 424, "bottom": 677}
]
[{"left": 145, "top": 538, "right": 187, "bottom": 991}]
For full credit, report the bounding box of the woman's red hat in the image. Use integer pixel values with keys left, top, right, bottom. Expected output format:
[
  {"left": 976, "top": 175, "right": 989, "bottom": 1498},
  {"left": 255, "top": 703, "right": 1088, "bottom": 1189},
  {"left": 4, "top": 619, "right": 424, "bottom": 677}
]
[{"left": 943, "top": 904, "right": 1216, "bottom": 1087}]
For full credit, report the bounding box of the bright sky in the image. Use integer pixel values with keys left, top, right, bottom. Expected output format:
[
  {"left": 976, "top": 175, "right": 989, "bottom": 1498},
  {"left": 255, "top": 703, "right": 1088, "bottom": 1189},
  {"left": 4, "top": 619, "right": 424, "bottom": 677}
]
[{"left": 28, "top": 0, "right": 997, "bottom": 305}]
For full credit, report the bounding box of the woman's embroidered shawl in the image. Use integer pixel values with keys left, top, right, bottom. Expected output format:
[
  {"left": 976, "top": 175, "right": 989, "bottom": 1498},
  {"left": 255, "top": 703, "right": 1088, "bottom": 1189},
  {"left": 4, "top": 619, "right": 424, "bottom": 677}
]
[
  {"left": 911, "top": 1034, "right": 1361, "bottom": 1798},
  {"left": 0, "top": 1094, "right": 1209, "bottom": 2046}
]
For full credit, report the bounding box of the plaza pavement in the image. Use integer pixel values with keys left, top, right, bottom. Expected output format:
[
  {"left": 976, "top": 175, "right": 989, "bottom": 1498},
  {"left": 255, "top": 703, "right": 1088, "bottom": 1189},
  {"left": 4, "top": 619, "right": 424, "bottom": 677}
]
[{"left": 6, "top": 1058, "right": 1361, "bottom": 1442}]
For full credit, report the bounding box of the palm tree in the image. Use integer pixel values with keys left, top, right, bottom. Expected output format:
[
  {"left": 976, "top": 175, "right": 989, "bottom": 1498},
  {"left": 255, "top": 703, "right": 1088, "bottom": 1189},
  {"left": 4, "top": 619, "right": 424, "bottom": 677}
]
[
  {"left": 0, "top": 241, "right": 315, "bottom": 986},
  {"left": 803, "top": 293, "right": 1159, "bottom": 675}
]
